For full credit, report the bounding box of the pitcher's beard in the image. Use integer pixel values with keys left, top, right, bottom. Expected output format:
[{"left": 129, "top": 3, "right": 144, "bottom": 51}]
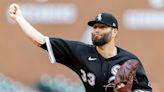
[
  {"left": 92, "top": 37, "right": 107, "bottom": 46},
  {"left": 92, "top": 32, "right": 112, "bottom": 46}
]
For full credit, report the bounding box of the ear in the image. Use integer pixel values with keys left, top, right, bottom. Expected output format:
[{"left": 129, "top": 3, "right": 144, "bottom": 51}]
[{"left": 112, "top": 28, "right": 118, "bottom": 37}]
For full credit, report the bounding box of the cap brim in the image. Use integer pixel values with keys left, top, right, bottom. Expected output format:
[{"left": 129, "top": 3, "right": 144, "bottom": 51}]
[{"left": 88, "top": 21, "right": 107, "bottom": 27}]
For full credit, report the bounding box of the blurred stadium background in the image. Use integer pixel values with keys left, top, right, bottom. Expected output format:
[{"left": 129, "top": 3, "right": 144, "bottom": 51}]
[{"left": 0, "top": 0, "right": 163, "bottom": 91}]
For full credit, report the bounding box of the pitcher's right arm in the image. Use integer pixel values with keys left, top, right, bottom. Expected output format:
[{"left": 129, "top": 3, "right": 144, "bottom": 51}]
[{"left": 8, "top": 3, "right": 46, "bottom": 46}]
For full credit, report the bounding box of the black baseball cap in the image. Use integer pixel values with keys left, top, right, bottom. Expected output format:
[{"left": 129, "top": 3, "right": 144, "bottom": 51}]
[{"left": 88, "top": 12, "right": 118, "bottom": 28}]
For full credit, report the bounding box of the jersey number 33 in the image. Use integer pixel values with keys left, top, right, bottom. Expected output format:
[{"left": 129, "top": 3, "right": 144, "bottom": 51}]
[{"left": 80, "top": 65, "right": 120, "bottom": 86}]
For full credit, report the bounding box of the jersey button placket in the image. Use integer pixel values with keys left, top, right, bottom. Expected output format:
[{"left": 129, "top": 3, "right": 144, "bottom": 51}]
[{"left": 102, "top": 62, "right": 107, "bottom": 76}]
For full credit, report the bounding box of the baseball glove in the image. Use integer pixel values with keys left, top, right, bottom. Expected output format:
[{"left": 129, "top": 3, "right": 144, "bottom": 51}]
[{"left": 114, "top": 59, "right": 139, "bottom": 92}]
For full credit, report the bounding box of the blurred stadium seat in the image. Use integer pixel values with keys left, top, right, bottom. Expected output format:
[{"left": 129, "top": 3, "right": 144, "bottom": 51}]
[
  {"left": 0, "top": 73, "right": 39, "bottom": 92},
  {"left": 37, "top": 74, "right": 85, "bottom": 92},
  {"left": 0, "top": 73, "right": 85, "bottom": 92}
]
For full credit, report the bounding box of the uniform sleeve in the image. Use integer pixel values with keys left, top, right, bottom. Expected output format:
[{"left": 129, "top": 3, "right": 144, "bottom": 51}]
[
  {"left": 132, "top": 62, "right": 152, "bottom": 92},
  {"left": 40, "top": 37, "right": 80, "bottom": 67}
]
